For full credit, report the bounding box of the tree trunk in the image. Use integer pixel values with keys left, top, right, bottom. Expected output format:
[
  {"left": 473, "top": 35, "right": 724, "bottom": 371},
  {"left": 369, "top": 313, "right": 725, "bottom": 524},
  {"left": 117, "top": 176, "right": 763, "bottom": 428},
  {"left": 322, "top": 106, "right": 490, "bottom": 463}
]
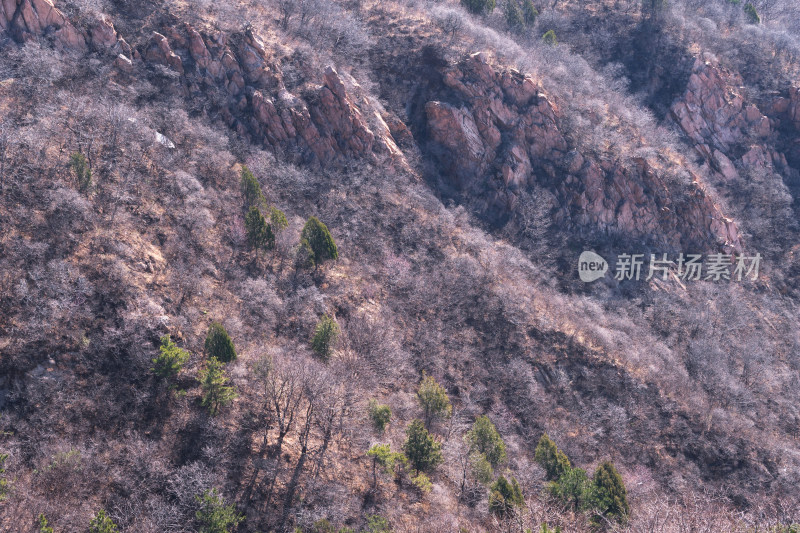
[{"left": 280, "top": 444, "right": 309, "bottom": 528}]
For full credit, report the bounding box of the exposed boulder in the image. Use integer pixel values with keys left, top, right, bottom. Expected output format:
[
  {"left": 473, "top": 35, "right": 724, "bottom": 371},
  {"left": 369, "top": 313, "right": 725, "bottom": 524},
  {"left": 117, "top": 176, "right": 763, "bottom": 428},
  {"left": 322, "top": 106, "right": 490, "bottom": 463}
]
[
  {"left": 1, "top": 0, "right": 86, "bottom": 50},
  {"left": 383, "top": 111, "right": 414, "bottom": 149},
  {"left": 113, "top": 53, "right": 133, "bottom": 73},
  {"left": 144, "top": 32, "right": 184, "bottom": 74},
  {"left": 759, "top": 85, "right": 800, "bottom": 165},
  {"left": 185, "top": 24, "right": 211, "bottom": 70},
  {"left": 713, "top": 150, "right": 739, "bottom": 180},
  {"left": 89, "top": 15, "right": 117, "bottom": 50},
  {"left": 315, "top": 66, "right": 375, "bottom": 156},
  {"left": 670, "top": 54, "right": 782, "bottom": 173},
  {"left": 425, "top": 100, "right": 488, "bottom": 185}
]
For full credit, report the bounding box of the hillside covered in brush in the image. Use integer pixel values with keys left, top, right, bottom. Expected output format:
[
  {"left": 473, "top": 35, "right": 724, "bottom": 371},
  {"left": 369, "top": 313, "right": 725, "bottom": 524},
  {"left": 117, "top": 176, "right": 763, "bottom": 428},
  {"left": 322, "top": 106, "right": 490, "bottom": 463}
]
[{"left": 0, "top": 0, "right": 799, "bottom": 531}]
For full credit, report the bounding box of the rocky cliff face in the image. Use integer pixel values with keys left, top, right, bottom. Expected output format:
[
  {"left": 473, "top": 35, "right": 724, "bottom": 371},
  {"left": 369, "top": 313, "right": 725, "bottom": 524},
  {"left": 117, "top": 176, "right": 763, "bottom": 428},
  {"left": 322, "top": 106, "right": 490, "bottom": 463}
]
[
  {"left": 424, "top": 53, "right": 565, "bottom": 214},
  {"left": 423, "top": 52, "right": 741, "bottom": 251},
  {"left": 765, "top": 85, "right": 800, "bottom": 166},
  {"left": 1, "top": 3, "right": 405, "bottom": 169},
  {"left": 0, "top": 4, "right": 745, "bottom": 252},
  {"left": 0, "top": 0, "right": 84, "bottom": 49},
  {"left": 670, "top": 54, "right": 791, "bottom": 180},
  {"left": 0, "top": 0, "right": 136, "bottom": 56},
  {"left": 129, "top": 23, "right": 406, "bottom": 169}
]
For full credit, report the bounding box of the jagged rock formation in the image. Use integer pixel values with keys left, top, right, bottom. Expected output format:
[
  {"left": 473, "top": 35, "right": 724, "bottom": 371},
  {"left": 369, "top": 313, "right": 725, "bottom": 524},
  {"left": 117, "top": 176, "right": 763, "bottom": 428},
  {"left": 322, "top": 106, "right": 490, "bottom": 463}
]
[
  {"left": 424, "top": 53, "right": 741, "bottom": 251},
  {"left": 0, "top": 2, "right": 404, "bottom": 168},
  {"left": 0, "top": 0, "right": 132, "bottom": 56},
  {"left": 127, "top": 24, "right": 405, "bottom": 168},
  {"left": 763, "top": 84, "right": 800, "bottom": 165},
  {"left": 0, "top": 3, "right": 742, "bottom": 251},
  {"left": 670, "top": 54, "right": 790, "bottom": 180},
  {"left": 0, "top": 0, "right": 84, "bottom": 49}
]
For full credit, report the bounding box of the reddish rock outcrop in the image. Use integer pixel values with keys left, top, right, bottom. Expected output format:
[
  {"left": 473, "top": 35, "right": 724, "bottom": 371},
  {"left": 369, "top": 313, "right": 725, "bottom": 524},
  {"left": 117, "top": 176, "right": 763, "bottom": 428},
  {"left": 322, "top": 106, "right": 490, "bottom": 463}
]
[
  {"left": 790, "top": 87, "right": 800, "bottom": 129},
  {"left": 144, "top": 32, "right": 184, "bottom": 74},
  {"left": 426, "top": 53, "right": 566, "bottom": 214},
  {"left": 671, "top": 56, "right": 768, "bottom": 159},
  {"left": 0, "top": 2, "right": 741, "bottom": 251},
  {"left": 1, "top": 0, "right": 85, "bottom": 49},
  {"left": 425, "top": 52, "right": 741, "bottom": 251},
  {"left": 132, "top": 24, "right": 405, "bottom": 168},
  {"left": 670, "top": 54, "right": 791, "bottom": 179},
  {"left": 89, "top": 15, "right": 117, "bottom": 50}
]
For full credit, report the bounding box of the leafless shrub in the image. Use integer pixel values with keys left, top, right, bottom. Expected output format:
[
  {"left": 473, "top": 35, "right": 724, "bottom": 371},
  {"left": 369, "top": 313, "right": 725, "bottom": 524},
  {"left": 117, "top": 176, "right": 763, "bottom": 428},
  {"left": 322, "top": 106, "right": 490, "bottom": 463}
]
[{"left": 167, "top": 461, "right": 216, "bottom": 515}]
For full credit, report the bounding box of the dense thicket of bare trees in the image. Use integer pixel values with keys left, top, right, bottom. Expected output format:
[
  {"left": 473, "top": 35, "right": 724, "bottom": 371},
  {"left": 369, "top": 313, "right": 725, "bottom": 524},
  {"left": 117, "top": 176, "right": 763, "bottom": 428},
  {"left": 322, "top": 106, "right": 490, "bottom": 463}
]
[{"left": 0, "top": 0, "right": 799, "bottom": 530}]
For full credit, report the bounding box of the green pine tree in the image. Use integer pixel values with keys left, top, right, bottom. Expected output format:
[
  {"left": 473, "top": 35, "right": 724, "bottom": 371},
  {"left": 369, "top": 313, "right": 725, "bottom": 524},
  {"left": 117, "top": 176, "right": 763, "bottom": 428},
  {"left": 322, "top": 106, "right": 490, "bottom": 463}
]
[
  {"left": 402, "top": 419, "right": 443, "bottom": 473},
  {"left": 240, "top": 165, "right": 265, "bottom": 208},
  {"left": 0, "top": 453, "right": 9, "bottom": 501},
  {"left": 245, "top": 206, "right": 275, "bottom": 255},
  {"left": 410, "top": 471, "right": 433, "bottom": 493},
  {"left": 488, "top": 475, "right": 524, "bottom": 517},
  {"left": 38, "top": 514, "right": 54, "bottom": 533},
  {"left": 469, "top": 452, "right": 494, "bottom": 485},
  {"left": 744, "top": 2, "right": 760, "bottom": 23},
  {"left": 366, "top": 444, "right": 406, "bottom": 487},
  {"left": 534, "top": 433, "right": 571, "bottom": 481},
  {"left": 195, "top": 488, "right": 244, "bottom": 533},
  {"left": 548, "top": 467, "right": 594, "bottom": 512},
  {"left": 364, "top": 515, "right": 391, "bottom": 533},
  {"left": 504, "top": 0, "right": 525, "bottom": 31},
  {"left": 199, "top": 357, "right": 237, "bottom": 416},
  {"left": 522, "top": 0, "right": 538, "bottom": 25},
  {"left": 296, "top": 238, "right": 316, "bottom": 270},
  {"left": 417, "top": 373, "right": 452, "bottom": 428},
  {"left": 542, "top": 29, "right": 558, "bottom": 45},
  {"left": 88, "top": 510, "right": 118, "bottom": 533},
  {"left": 69, "top": 152, "right": 92, "bottom": 192},
  {"left": 592, "top": 461, "right": 630, "bottom": 522},
  {"left": 204, "top": 322, "right": 237, "bottom": 363},
  {"left": 311, "top": 314, "right": 340, "bottom": 360},
  {"left": 467, "top": 415, "right": 507, "bottom": 468},
  {"left": 151, "top": 335, "right": 190, "bottom": 379},
  {"left": 368, "top": 399, "right": 392, "bottom": 433},
  {"left": 461, "top": 0, "right": 496, "bottom": 15},
  {"left": 300, "top": 216, "right": 339, "bottom": 268},
  {"left": 270, "top": 207, "right": 289, "bottom": 233}
]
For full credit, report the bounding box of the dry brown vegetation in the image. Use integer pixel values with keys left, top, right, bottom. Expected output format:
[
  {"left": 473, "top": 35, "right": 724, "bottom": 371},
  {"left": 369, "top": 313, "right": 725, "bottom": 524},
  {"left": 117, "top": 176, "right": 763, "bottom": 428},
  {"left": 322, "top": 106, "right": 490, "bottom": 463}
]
[{"left": 0, "top": 0, "right": 799, "bottom": 531}]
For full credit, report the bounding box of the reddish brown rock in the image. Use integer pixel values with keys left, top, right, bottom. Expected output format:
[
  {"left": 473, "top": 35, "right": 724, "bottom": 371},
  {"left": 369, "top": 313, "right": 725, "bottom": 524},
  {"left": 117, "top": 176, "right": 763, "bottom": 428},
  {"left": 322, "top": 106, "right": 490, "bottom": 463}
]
[
  {"left": 185, "top": 25, "right": 211, "bottom": 70},
  {"left": 90, "top": 16, "right": 117, "bottom": 50},
  {"left": 240, "top": 30, "right": 267, "bottom": 74},
  {"left": 144, "top": 32, "right": 184, "bottom": 74},
  {"left": 425, "top": 52, "right": 741, "bottom": 251},
  {"left": 384, "top": 112, "right": 414, "bottom": 148},
  {"left": 713, "top": 149, "right": 738, "bottom": 180},
  {"left": 51, "top": 23, "right": 84, "bottom": 50},
  {"left": 790, "top": 86, "right": 800, "bottom": 129},
  {"left": 1, "top": 0, "right": 86, "bottom": 49},
  {"left": 671, "top": 54, "right": 780, "bottom": 178},
  {"left": 128, "top": 22, "right": 402, "bottom": 167},
  {"left": 114, "top": 53, "right": 133, "bottom": 72},
  {"left": 426, "top": 101, "right": 488, "bottom": 185}
]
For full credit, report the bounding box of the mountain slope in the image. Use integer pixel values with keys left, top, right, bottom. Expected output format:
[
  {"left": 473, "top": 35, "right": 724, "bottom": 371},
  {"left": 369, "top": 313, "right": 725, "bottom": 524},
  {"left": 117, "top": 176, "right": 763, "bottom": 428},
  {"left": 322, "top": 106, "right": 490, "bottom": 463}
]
[{"left": 0, "top": 0, "right": 799, "bottom": 531}]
